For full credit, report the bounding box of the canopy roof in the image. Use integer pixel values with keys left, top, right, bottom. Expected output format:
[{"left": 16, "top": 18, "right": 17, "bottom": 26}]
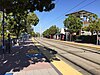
[{"left": 66, "top": 10, "right": 95, "bottom": 17}]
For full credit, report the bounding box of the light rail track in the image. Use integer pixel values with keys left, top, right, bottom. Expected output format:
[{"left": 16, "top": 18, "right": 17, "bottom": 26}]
[
  {"left": 37, "top": 38, "right": 100, "bottom": 65},
  {"left": 34, "top": 38, "right": 100, "bottom": 75},
  {"left": 42, "top": 38, "right": 100, "bottom": 54}
]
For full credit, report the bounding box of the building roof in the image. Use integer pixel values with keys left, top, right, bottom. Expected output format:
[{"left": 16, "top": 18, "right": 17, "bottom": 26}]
[{"left": 66, "top": 10, "right": 95, "bottom": 17}]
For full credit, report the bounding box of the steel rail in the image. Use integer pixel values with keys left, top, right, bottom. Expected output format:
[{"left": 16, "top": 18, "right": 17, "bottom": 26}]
[{"left": 34, "top": 38, "right": 100, "bottom": 75}]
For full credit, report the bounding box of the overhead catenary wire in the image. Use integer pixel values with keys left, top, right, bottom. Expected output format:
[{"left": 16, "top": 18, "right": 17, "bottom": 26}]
[
  {"left": 46, "top": 0, "right": 97, "bottom": 26},
  {"left": 76, "top": 0, "right": 97, "bottom": 11},
  {"left": 45, "top": 0, "right": 87, "bottom": 25}
]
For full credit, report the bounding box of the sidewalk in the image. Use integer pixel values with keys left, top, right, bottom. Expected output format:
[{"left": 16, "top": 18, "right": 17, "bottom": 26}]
[
  {"left": 0, "top": 41, "right": 31, "bottom": 74},
  {"left": 0, "top": 39, "right": 59, "bottom": 75},
  {"left": 11, "top": 62, "right": 59, "bottom": 75}
]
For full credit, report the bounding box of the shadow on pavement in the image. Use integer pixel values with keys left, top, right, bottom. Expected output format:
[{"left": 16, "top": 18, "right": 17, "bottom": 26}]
[
  {"left": 0, "top": 40, "right": 49, "bottom": 75},
  {"left": 0, "top": 39, "right": 60, "bottom": 75}
]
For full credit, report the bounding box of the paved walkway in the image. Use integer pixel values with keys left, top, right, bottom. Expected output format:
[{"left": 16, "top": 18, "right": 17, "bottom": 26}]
[
  {"left": 1, "top": 39, "right": 59, "bottom": 75},
  {"left": 11, "top": 62, "right": 59, "bottom": 75}
]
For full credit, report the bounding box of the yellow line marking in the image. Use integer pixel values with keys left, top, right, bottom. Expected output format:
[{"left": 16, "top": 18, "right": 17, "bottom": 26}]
[{"left": 52, "top": 59, "right": 83, "bottom": 75}]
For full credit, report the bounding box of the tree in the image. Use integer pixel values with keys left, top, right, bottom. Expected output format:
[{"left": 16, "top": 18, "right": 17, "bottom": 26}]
[
  {"left": 35, "top": 32, "right": 40, "bottom": 37},
  {"left": 82, "top": 14, "right": 100, "bottom": 44},
  {"left": 82, "top": 24, "right": 94, "bottom": 35},
  {"left": 83, "top": 14, "right": 98, "bottom": 34},
  {"left": 30, "top": 31, "right": 36, "bottom": 37},
  {"left": 64, "top": 15, "right": 82, "bottom": 41},
  {"left": 49, "top": 25, "right": 59, "bottom": 35},
  {"left": 27, "top": 12, "right": 39, "bottom": 33},
  {"left": 0, "top": 0, "right": 55, "bottom": 14},
  {"left": 0, "top": 0, "right": 55, "bottom": 36},
  {"left": 90, "top": 18, "right": 100, "bottom": 45},
  {"left": 43, "top": 29, "right": 50, "bottom": 37},
  {"left": 64, "top": 15, "right": 82, "bottom": 34},
  {"left": 6, "top": 12, "right": 39, "bottom": 38},
  {"left": 0, "top": 0, "right": 55, "bottom": 38},
  {"left": 6, "top": 13, "right": 26, "bottom": 38},
  {"left": 43, "top": 25, "right": 59, "bottom": 38},
  {"left": 0, "top": 0, "right": 55, "bottom": 53},
  {"left": 27, "top": 12, "right": 39, "bottom": 26}
]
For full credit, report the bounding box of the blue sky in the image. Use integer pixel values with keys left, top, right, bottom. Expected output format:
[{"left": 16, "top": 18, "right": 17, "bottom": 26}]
[{"left": 34, "top": 0, "right": 100, "bottom": 33}]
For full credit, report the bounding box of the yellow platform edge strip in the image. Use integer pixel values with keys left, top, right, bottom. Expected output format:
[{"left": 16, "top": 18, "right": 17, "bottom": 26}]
[{"left": 51, "top": 59, "right": 83, "bottom": 75}]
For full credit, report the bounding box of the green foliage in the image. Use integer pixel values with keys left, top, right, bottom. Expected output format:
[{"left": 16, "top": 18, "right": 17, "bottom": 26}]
[
  {"left": 0, "top": 0, "right": 55, "bottom": 14},
  {"left": 0, "top": 0, "right": 55, "bottom": 38},
  {"left": 64, "top": 15, "right": 82, "bottom": 34},
  {"left": 43, "top": 29, "right": 50, "bottom": 37},
  {"left": 30, "top": 31, "right": 35, "bottom": 37},
  {"left": 82, "top": 26, "right": 89, "bottom": 31},
  {"left": 93, "top": 19, "right": 100, "bottom": 32},
  {"left": 82, "top": 14, "right": 100, "bottom": 35},
  {"left": 35, "top": 32, "right": 40, "bottom": 37},
  {"left": 43, "top": 25, "right": 59, "bottom": 37},
  {"left": 49, "top": 25, "right": 59, "bottom": 35},
  {"left": 27, "top": 12, "right": 39, "bottom": 34},
  {"left": 6, "top": 12, "right": 39, "bottom": 38},
  {"left": 6, "top": 13, "right": 24, "bottom": 38},
  {"left": 88, "top": 14, "right": 98, "bottom": 23},
  {"left": 0, "top": 12, "right": 9, "bottom": 37},
  {"left": 27, "top": 12, "right": 39, "bottom": 26}
]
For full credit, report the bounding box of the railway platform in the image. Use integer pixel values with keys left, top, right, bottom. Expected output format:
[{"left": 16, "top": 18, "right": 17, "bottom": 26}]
[{"left": 3, "top": 38, "right": 83, "bottom": 75}]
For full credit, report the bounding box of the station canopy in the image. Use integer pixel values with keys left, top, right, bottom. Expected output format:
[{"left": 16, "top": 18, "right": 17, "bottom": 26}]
[{"left": 65, "top": 10, "right": 95, "bottom": 18}]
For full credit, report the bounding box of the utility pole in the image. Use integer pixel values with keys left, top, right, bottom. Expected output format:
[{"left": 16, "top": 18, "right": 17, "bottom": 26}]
[
  {"left": 2, "top": 8, "right": 5, "bottom": 53},
  {"left": 40, "top": 24, "right": 41, "bottom": 38}
]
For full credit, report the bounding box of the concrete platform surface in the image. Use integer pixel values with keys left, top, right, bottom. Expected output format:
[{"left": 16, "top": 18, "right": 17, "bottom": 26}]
[{"left": 6, "top": 62, "right": 59, "bottom": 75}]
